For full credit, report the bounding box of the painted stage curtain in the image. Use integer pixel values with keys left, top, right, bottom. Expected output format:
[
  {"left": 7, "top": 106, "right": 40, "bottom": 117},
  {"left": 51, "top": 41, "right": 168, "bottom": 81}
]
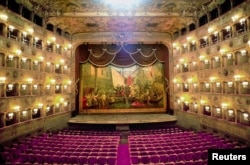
[
  {"left": 76, "top": 44, "right": 169, "bottom": 112},
  {"left": 77, "top": 44, "right": 167, "bottom": 67}
]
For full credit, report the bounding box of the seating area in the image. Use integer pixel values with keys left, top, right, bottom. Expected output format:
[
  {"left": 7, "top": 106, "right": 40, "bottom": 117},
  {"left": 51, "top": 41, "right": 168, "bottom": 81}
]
[
  {"left": 1, "top": 130, "right": 120, "bottom": 165},
  {"left": 128, "top": 128, "right": 242, "bottom": 165},
  {"left": 0, "top": 126, "right": 246, "bottom": 165}
]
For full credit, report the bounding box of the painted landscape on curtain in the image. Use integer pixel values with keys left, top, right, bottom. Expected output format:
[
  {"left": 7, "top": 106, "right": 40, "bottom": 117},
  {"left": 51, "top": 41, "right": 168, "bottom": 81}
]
[{"left": 81, "top": 62, "right": 165, "bottom": 109}]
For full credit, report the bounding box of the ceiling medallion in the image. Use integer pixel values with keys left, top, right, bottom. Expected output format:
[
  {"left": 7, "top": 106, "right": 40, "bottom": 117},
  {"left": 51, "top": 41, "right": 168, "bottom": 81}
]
[{"left": 116, "top": 32, "right": 128, "bottom": 44}]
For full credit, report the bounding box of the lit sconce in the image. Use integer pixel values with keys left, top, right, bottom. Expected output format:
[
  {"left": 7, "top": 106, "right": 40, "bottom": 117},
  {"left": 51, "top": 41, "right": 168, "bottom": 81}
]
[
  {"left": 8, "top": 25, "right": 14, "bottom": 32},
  {"left": 193, "top": 103, "right": 198, "bottom": 109},
  {"left": 22, "top": 31, "right": 27, "bottom": 37},
  {"left": 8, "top": 112, "right": 14, "bottom": 119},
  {"left": 63, "top": 85, "right": 68, "bottom": 89},
  {"left": 191, "top": 40, "right": 196, "bottom": 45},
  {"left": 33, "top": 60, "right": 38, "bottom": 65},
  {"left": 172, "top": 43, "right": 177, "bottom": 47},
  {"left": 56, "top": 44, "right": 60, "bottom": 48},
  {"left": 177, "top": 100, "right": 181, "bottom": 104},
  {"left": 60, "top": 98, "right": 64, "bottom": 103},
  {"left": 34, "top": 37, "right": 39, "bottom": 42},
  {"left": 21, "top": 84, "right": 27, "bottom": 90},
  {"left": 56, "top": 103, "right": 60, "bottom": 108},
  {"left": 203, "top": 36, "right": 208, "bottom": 40},
  {"left": 234, "top": 75, "right": 241, "bottom": 81},
  {"left": 60, "top": 59, "right": 65, "bottom": 64},
  {"left": 46, "top": 84, "right": 50, "bottom": 89},
  {"left": 176, "top": 64, "right": 180, "bottom": 68},
  {"left": 46, "top": 106, "right": 50, "bottom": 112},
  {"left": 216, "top": 108, "right": 221, "bottom": 114},
  {"left": 33, "top": 84, "right": 38, "bottom": 89},
  {"left": 50, "top": 79, "right": 55, "bottom": 84},
  {"left": 193, "top": 83, "right": 197, "bottom": 88},
  {"left": 239, "top": 18, "right": 246, "bottom": 25},
  {"left": 68, "top": 44, "right": 72, "bottom": 49},
  {"left": 183, "top": 44, "right": 187, "bottom": 48},
  {"left": 210, "top": 77, "right": 216, "bottom": 82},
  {"left": 0, "top": 13, "right": 8, "bottom": 21},
  {"left": 8, "top": 55, "right": 14, "bottom": 61},
  {"left": 221, "top": 103, "right": 228, "bottom": 109},
  {"left": 176, "top": 83, "right": 180, "bottom": 87},
  {"left": 55, "top": 64, "right": 60, "bottom": 68},
  {"left": 243, "top": 113, "right": 249, "bottom": 121},
  {"left": 68, "top": 80, "right": 72, "bottom": 85},
  {"left": 173, "top": 79, "right": 176, "bottom": 83},
  {"left": 204, "top": 60, "right": 209, "bottom": 64},
  {"left": 0, "top": 77, "right": 6, "bottom": 83},
  {"left": 214, "top": 56, "right": 219, "bottom": 61},
  {"left": 51, "top": 37, "right": 56, "bottom": 42},
  {"left": 248, "top": 41, "right": 250, "bottom": 47},
  {"left": 185, "top": 101, "right": 189, "bottom": 105},
  {"left": 208, "top": 27, "right": 213, "bottom": 33},
  {"left": 180, "top": 97, "right": 185, "bottom": 102},
  {"left": 16, "top": 49, "right": 21, "bottom": 56},
  {"left": 64, "top": 65, "right": 68, "bottom": 70},
  {"left": 205, "top": 83, "right": 210, "bottom": 88},
  {"left": 227, "top": 53, "right": 232, "bottom": 59},
  {"left": 27, "top": 28, "right": 34, "bottom": 34},
  {"left": 242, "top": 81, "right": 249, "bottom": 88},
  {"left": 55, "top": 85, "right": 60, "bottom": 90},
  {"left": 213, "top": 31, "right": 218, "bottom": 36},
  {"left": 199, "top": 55, "right": 205, "bottom": 60},
  {"left": 231, "top": 15, "right": 238, "bottom": 22},
  {"left": 192, "top": 62, "right": 196, "bottom": 65},
  {"left": 64, "top": 102, "right": 68, "bottom": 107},
  {"left": 46, "top": 62, "right": 51, "bottom": 66},
  {"left": 188, "top": 78, "right": 192, "bottom": 83},
  {"left": 22, "top": 111, "right": 27, "bottom": 117},
  {"left": 184, "top": 83, "right": 188, "bottom": 89},
  {"left": 7, "top": 84, "right": 14, "bottom": 90},
  {"left": 186, "top": 36, "right": 191, "bottom": 41},
  {"left": 205, "top": 106, "right": 210, "bottom": 111},
  {"left": 183, "top": 63, "right": 188, "bottom": 68},
  {"left": 200, "top": 100, "right": 205, "bottom": 105},
  {"left": 228, "top": 110, "right": 234, "bottom": 116},
  {"left": 33, "top": 108, "right": 38, "bottom": 114},
  {"left": 216, "top": 82, "right": 221, "bottom": 87},
  {"left": 47, "top": 41, "right": 51, "bottom": 45},
  {"left": 13, "top": 106, "right": 20, "bottom": 112},
  {"left": 179, "top": 58, "right": 184, "bottom": 63},
  {"left": 38, "top": 103, "right": 43, "bottom": 109},
  {"left": 227, "top": 82, "right": 233, "bottom": 87},
  {"left": 240, "top": 50, "right": 247, "bottom": 56},
  {"left": 225, "top": 26, "right": 231, "bottom": 31},
  {"left": 220, "top": 49, "right": 225, "bottom": 55},
  {"left": 27, "top": 78, "right": 33, "bottom": 84},
  {"left": 39, "top": 56, "right": 44, "bottom": 61},
  {"left": 21, "top": 58, "right": 27, "bottom": 63}
]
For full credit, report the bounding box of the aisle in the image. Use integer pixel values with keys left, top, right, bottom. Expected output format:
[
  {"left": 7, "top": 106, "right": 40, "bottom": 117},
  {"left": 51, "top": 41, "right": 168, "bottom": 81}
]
[{"left": 116, "top": 144, "right": 131, "bottom": 165}]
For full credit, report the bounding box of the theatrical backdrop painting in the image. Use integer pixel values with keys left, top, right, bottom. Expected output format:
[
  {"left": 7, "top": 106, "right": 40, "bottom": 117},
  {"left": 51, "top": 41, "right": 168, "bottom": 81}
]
[{"left": 77, "top": 44, "right": 168, "bottom": 113}]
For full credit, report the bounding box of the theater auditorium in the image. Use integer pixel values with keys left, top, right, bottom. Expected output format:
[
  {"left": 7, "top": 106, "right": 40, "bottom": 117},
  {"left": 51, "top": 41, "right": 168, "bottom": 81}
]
[{"left": 0, "top": 0, "right": 249, "bottom": 164}]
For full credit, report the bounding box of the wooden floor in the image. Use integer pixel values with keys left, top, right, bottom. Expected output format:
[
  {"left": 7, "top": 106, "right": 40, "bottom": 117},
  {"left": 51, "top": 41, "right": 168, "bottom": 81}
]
[{"left": 68, "top": 113, "right": 177, "bottom": 124}]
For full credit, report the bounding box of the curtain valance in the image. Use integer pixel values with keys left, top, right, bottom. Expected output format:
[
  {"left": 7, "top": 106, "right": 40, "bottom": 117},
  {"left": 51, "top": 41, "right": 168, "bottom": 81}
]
[{"left": 76, "top": 44, "right": 168, "bottom": 67}]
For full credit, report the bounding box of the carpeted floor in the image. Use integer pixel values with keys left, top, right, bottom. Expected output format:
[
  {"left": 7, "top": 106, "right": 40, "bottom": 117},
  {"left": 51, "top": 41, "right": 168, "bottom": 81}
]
[{"left": 117, "top": 144, "right": 131, "bottom": 165}]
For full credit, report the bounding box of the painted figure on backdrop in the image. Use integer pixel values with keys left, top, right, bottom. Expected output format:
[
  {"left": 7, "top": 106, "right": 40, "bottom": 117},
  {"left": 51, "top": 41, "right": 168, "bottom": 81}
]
[{"left": 82, "top": 62, "right": 165, "bottom": 109}]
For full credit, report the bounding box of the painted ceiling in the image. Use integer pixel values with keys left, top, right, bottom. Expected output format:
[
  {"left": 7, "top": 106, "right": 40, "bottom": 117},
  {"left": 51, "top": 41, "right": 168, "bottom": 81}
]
[{"left": 17, "top": 0, "right": 225, "bottom": 34}]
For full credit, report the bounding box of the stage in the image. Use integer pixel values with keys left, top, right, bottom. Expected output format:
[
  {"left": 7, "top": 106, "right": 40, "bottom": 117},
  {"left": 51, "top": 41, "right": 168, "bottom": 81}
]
[{"left": 68, "top": 113, "right": 177, "bottom": 125}]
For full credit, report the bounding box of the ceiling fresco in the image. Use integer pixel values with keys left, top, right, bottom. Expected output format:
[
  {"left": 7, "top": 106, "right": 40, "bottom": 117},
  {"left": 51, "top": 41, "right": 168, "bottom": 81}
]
[{"left": 16, "top": 0, "right": 225, "bottom": 34}]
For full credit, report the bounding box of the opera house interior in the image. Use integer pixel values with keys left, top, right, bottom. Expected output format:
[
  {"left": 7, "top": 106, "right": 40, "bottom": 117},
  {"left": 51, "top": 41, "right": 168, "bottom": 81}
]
[{"left": 0, "top": 0, "right": 249, "bottom": 164}]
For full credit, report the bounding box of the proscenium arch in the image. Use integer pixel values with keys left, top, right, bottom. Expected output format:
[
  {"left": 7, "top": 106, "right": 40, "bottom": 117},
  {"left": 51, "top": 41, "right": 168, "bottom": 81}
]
[{"left": 74, "top": 43, "right": 170, "bottom": 114}]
